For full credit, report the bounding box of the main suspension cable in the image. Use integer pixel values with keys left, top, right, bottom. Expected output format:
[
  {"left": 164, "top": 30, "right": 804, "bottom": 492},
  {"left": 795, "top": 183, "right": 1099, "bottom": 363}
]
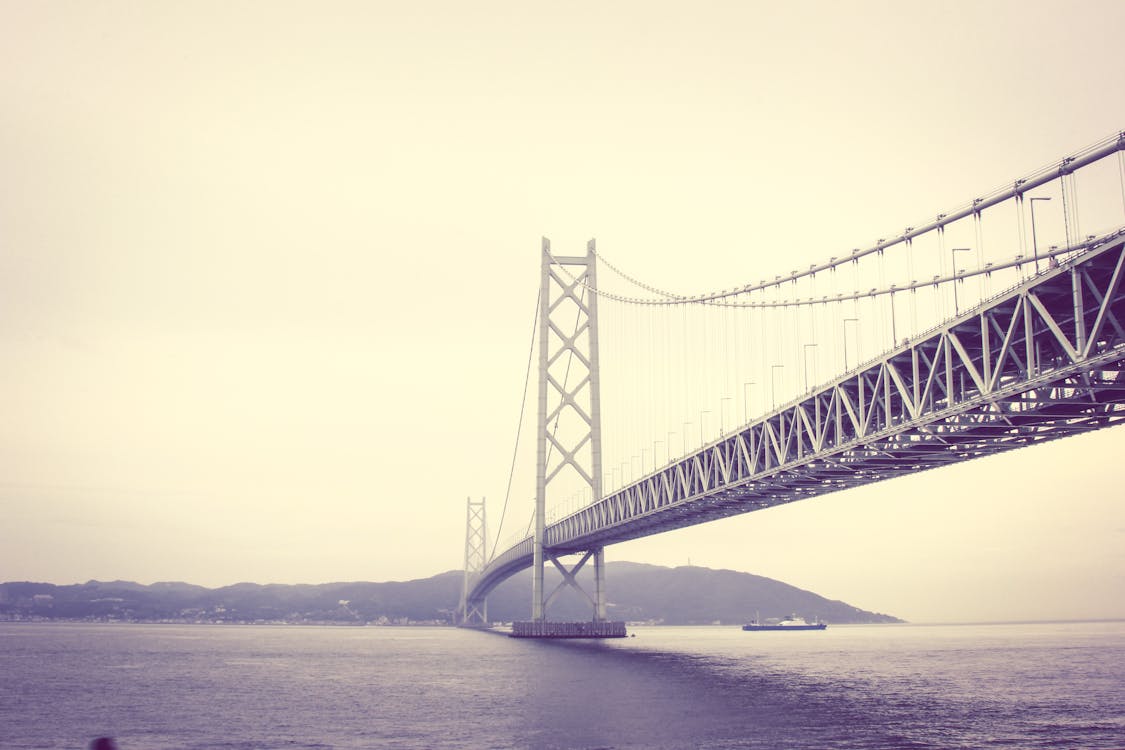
[
  {"left": 546, "top": 230, "right": 1123, "bottom": 311},
  {"left": 576, "top": 132, "right": 1125, "bottom": 306}
]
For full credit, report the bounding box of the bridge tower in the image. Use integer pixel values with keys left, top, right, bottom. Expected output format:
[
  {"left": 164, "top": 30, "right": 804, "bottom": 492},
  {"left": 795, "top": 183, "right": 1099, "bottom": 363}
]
[
  {"left": 458, "top": 497, "right": 488, "bottom": 626},
  {"left": 516, "top": 238, "right": 624, "bottom": 637}
]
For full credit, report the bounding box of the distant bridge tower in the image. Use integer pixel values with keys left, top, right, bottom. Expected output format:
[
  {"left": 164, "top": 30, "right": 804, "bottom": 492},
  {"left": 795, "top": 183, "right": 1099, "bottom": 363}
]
[
  {"left": 531, "top": 238, "right": 609, "bottom": 624},
  {"left": 459, "top": 497, "right": 487, "bottom": 626}
]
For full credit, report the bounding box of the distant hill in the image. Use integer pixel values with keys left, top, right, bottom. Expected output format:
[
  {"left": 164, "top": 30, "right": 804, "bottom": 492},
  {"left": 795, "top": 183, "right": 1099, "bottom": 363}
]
[
  {"left": 486, "top": 562, "right": 901, "bottom": 624},
  {"left": 0, "top": 563, "right": 901, "bottom": 625}
]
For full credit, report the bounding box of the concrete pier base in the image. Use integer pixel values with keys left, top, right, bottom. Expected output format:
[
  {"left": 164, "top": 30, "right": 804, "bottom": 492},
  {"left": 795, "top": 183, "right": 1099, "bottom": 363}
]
[{"left": 510, "top": 620, "right": 627, "bottom": 638}]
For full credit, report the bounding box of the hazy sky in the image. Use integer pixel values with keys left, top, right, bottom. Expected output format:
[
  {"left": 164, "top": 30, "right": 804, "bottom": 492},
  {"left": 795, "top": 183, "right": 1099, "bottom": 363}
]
[{"left": 3, "top": 1, "right": 1124, "bottom": 623}]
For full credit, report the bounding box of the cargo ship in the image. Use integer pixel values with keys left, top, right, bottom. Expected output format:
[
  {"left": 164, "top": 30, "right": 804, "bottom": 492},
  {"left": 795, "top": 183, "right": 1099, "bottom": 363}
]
[{"left": 742, "top": 614, "right": 826, "bottom": 631}]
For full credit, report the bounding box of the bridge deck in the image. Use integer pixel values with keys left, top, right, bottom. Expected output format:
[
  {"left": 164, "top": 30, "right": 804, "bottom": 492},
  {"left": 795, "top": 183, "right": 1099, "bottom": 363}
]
[{"left": 468, "top": 233, "right": 1125, "bottom": 607}]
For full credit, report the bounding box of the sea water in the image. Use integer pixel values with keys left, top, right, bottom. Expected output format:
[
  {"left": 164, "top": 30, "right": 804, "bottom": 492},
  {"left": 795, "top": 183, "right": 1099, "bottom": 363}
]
[{"left": 1, "top": 620, "right": 1122, "bottom": 749}]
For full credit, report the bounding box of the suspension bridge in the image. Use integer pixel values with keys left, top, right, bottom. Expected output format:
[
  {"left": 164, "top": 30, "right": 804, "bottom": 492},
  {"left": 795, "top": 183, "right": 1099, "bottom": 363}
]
[{"left": 459, "top": 132, "right": 1125, "bottom": 636}]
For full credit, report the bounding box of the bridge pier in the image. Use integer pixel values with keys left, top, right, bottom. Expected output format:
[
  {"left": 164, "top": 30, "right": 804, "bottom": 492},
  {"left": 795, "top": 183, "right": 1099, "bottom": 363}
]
[
  {"left": 510, "top": 620, "right": 627, "bottom": 638},
  {"left": 519, "top": 547, "right": 624, "bottom": 637},
  {"left": 517, "top": 547, "right": 625, "bottom": 637}
]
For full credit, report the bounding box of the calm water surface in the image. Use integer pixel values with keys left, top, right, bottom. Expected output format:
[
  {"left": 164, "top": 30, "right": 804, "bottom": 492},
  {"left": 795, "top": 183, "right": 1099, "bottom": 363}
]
[{"left": 1, "top": 621, "right": 1123, "bottom": 749}]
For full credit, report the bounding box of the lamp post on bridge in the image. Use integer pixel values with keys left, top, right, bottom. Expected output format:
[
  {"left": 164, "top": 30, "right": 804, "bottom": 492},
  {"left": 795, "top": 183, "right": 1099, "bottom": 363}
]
[
  {"left": 951, "top": 247, "right": 971, "bottom": 315},
  {"left": 842, "top": 318, "right": 858, "bottom": 370},
  {"left": 743, "top": 381, "right": 756, "bottom": 423},
  {"left": 889, "top": 286, "right": 898, "bottom": 347},
  {"left": 699, "top": 410, "right": 711, "bottom": 447},
  {"left": 770, "top": 364, "right": 784, "bottom": 409},
  {"left": 719, "top": 397, "right": 732, "bottom": 435},
  {"left": 1029, "top": 196, "right": 1052, "bottom": 274},
  {"left": 802, "top": 343, "right": 818, "bottom": 392}
]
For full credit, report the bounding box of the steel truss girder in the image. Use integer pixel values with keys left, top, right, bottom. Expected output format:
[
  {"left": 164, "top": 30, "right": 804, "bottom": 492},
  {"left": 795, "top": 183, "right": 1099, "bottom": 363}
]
[{"left": 468, "top": 235, "right": 1125, "bottom": 607}]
